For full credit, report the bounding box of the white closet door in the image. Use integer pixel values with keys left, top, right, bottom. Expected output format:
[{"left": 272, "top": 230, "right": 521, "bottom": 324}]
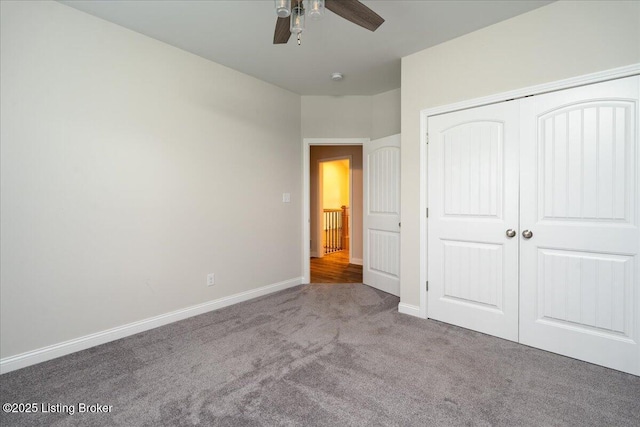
[
  {"left": 363, "top": 134, "right": 401, "bottom": 296},
  {"left": 520, "top": 76, "right": 640, "bottom": 375},
  {"left": 428, "top": 102, "right": 520, "bottom": 342}
]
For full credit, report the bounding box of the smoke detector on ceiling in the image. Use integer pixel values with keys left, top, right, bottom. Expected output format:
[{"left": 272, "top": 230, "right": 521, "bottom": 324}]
[{"left": 331, "top": 72, "right": 344, "bottom": 81}]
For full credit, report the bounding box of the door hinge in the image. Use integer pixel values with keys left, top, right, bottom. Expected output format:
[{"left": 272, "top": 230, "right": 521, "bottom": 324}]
[
  {"left": 426, "top": 281, "right": 429, "bottom": 291},
  {"left": 426, "top": 208, "right": 429, "bottom": 218},
  {"left": 425, "top": 132, "right": 429, "bottom": 144}
]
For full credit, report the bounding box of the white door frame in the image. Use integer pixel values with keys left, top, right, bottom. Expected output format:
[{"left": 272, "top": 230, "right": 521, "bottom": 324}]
[
  {"left": 418, "top": 64, "right": 640, "bottom": 319},
  {"left": 302, "top": 138, "right": 369, "bottom": 283},
  {"left": 317, "top": 155, "right": 353, "bottom": 260}
]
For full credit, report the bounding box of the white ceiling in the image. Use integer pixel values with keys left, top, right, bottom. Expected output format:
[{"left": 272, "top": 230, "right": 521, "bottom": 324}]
[{"left": 59, "top": 0, "right": 553, "bottom": 96}]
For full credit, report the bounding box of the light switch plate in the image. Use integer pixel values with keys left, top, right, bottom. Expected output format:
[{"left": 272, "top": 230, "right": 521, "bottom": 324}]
[{"left": 282, "top": 193, "right": 291, "bottom": 203}]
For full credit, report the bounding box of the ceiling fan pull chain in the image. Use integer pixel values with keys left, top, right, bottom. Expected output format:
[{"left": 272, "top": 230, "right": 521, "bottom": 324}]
[{"left": 297, "top": 32, "right": 301, "bottom": 45}]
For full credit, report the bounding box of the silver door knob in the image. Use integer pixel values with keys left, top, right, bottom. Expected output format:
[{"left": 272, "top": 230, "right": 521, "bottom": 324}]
[
  {"left": 506, "top": 229, "right": 516, "bottom": 238},
  {"left": 522, "top": 230, "right": 533, "bottom": 239}
]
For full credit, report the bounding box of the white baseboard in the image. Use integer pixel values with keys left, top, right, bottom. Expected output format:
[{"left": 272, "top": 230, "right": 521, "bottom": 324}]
[
  {"left": 310, "top": 251, "right": 318, "bottom": 258},
  {"left": 398, "top": 302, "right": 421, "bottom": 318},
  {"left": 350, "top": 258, "right": 363, "bottom": 266},
  {"left": 0, "top": 277, "right": 303, "bottom": 375}
]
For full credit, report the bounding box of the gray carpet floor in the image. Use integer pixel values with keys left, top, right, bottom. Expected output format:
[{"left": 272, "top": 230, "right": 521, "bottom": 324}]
[{"left": 1, "top": 283, "right": 639, "bottom": 426}]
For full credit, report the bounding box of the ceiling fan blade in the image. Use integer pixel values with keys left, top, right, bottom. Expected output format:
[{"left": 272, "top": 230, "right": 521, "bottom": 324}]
[
  {"left": 273, "top": 16, "right": 291, "bottom": 44},
  {"left": 325, "top": 0, "right": 384, "bottom": 32}
]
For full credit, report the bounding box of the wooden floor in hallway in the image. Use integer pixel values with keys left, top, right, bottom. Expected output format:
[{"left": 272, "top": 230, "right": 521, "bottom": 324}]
[{"left": 310, "top": 250, "right": 363, "bottom": 283}]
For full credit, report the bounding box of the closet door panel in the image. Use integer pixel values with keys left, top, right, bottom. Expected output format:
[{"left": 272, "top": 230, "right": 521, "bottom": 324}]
[
  {"left": 519, "top": 76, "right": 640, "bottom": 375},
  {"left": 428, "top": 102, "right": 520, "bottom": 342}
]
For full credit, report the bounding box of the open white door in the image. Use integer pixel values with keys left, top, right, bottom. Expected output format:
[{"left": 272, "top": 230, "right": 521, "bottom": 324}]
[
  {"left": 363, "top": 134, "right": 400, "bottom": 296},
  {"left": 428, "top": 102, "right": 520, "bottom": 342},
  {"left": 519, "top": 76, "right": 640, "bottom": 375}
]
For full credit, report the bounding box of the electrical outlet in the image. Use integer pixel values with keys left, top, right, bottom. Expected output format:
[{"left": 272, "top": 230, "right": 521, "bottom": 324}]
[
  {"left": 282, "top": 193, "right": 291, "bottom": 203},
  {"left": 207, "top": 273, "right": 215, "bottom": 287}
]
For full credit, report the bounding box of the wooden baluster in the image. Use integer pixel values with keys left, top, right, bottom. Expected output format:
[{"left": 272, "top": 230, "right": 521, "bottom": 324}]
[
  {"left": 341, "top": 205, "right": 349, "bottom": 251},
  {"left": 331, "top": 211, "right": 335, "bottom": 251}
]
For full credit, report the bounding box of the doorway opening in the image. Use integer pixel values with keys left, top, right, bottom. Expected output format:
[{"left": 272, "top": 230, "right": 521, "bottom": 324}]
[
  {"left": 319, "top": 158, "right": 349, "bottom": 257},
  {"left": 308, "top": 145, "right": 364, "bottom": 283}
]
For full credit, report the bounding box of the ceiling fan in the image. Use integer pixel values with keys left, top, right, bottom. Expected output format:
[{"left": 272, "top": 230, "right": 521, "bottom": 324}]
[{"left": 273, "top": 0, "right": 384, "bottom": 45}]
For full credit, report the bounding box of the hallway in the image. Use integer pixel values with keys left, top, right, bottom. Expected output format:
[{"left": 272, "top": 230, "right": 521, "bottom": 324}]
[{"left": 310, "top": 251, "right": 362, "bottom": 283}]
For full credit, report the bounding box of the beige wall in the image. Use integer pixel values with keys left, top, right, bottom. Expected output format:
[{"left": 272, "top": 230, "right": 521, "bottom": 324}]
[
  {"left": 372, "top": 89, "right": 401, "bottom": 140},
  {"left": 310, "top": 146, "right": 363, "bottom": 261},
  {"left": 400, "top": 0, "right": 640, "bottom": 307},
  {"left": 301, "top": 89, "right": 400, "bottom": 139},
  {"left": 302, "top": 96, "right": 372, "bottom": 138},
  {"left": 0, "top": 1, "right": 302, "bottom": 358}
]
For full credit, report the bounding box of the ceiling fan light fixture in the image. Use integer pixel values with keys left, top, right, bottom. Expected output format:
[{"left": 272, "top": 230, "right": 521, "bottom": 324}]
[
  {"left": 275, "top": 0, "right": 291, "bottom": 18},
  {"left": 273, "top": 0, "right": 385, "bottom": 45},
  {"left": 290, "top": 4, "right": 305, "bottom": 34},
  {"left": 307, "top": 0, "right": 325, "bottom": 20}
]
